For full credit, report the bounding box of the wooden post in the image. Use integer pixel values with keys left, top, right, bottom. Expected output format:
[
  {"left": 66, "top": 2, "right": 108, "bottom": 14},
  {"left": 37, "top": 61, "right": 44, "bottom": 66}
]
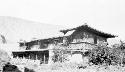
[
  {"left": 121, "top": 53, "right": 123, "bottom": 66},
  {"left": 62, "top": 50, "right": 64, "bottom": 62},
  {"left": 22, "top": 54, "right": 24, "bottom": 59},
  {"left": 38, "top": 40, "right": 41, "bottom": 49},
  {"left": 36, "top": 54, "right": 38, "bottom": 60},
  {"left": 29, "top": 55, "right": 30, "bottom": 59},
  {"left": 71, "top": 51, "right": 73, "bottom": 56},
  {"left": 58, "top": 53, "right": 60, "bottom": 62},
  {"left": 62, "top": 52, "right": 63, "bottom": 62},
  {"left": 44, "top": 54, "right": 45, "bottom": 64}
]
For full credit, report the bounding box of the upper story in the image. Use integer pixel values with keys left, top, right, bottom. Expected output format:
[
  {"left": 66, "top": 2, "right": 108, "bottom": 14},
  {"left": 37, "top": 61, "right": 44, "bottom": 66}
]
[
  {"left": 60, "top": 24, "right": 116, "bottom": 45},
  {"left": 19, "top": 24, "right": 117, "bottom": 50}
]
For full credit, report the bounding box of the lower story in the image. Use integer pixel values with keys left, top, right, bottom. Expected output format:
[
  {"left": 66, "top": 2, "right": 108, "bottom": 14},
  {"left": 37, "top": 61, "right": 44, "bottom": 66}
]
[{"left": 12, "top": 42, "right": 96, "bottom": 64}]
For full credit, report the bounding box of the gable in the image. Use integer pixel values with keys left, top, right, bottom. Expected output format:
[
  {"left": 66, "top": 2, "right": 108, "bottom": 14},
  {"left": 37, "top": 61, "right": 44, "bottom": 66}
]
[{"left": 67, "top": 29, "right": 107, "bottom": 44}]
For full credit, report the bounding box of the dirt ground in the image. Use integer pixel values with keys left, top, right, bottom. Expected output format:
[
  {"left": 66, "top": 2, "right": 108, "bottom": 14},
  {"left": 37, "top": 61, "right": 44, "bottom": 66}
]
[
  {"left": 36, "top": 66, "right": 125, "bottom": 72},
  {"left": 9, "top": 59, "right": 125, "bottom": 72},
  {"left": 23, "top": 63, "right": 125, "bottom": 72}
]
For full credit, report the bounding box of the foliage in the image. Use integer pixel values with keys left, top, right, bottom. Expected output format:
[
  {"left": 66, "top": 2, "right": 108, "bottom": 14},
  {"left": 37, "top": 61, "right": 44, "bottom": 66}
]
[
  {"left": 52, "top": 45, "right": 69, "bottom": 63},
  {"left": 52, "top": 41, "right": 125, "bottom": 66},
  {"left": 110, "top": 41, "right": 125, "bottom": 65},
  {"left": 89, "top": 41, "right": 125, "bottom": 66},
  {"left": 89, "top": 45, "right": 111, "bottom": 65}
]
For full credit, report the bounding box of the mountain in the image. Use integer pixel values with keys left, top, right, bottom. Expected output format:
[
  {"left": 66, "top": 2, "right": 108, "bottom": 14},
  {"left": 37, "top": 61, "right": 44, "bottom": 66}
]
[{"left": 0, "top": 16, "right": 66, "bottom": 43}]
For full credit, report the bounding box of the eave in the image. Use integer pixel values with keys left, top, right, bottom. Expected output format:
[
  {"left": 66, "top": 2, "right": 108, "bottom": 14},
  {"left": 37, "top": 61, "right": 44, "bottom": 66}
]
[{"left": 60, "top": 24, "right": 117, "bottom": 38}]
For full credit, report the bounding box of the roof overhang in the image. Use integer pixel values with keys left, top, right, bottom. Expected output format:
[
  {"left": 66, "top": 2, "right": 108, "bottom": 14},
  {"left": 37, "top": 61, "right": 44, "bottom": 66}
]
[{"left": 60, "top": 24, "right": 117, "bottom": 38}]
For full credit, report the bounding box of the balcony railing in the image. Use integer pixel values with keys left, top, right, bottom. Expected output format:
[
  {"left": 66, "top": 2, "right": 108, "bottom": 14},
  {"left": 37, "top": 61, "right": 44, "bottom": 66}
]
[{"left": 68, "top": 42, "right": 97, "bottom": 50}]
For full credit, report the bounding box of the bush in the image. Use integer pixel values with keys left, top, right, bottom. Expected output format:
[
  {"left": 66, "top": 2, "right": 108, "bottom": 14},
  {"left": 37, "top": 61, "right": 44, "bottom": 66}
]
[
  {"left": 89, "top": 41, "right": 125, "bottom": 66},
  {"left": 52, "top": 45, "right": 69, "bottom": 63},
  {"left": 89, "top": 45, "right": 111, "bottom": 65}
]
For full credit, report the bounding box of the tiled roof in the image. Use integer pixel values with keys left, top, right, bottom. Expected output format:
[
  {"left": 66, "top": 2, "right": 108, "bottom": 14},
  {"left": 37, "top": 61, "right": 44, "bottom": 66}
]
[{"left": 60, "top": 24, "right": 117, "bottom": 38}]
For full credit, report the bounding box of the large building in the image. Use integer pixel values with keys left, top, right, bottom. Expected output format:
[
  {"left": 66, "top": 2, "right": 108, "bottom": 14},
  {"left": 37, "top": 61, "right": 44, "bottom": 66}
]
[{"left": 12, "top": 24, "right": 116, "bottom": 64}]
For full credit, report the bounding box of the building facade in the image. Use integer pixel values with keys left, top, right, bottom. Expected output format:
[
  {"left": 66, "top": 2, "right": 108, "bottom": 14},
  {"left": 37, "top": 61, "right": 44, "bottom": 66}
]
[{"left": 12, "top": 24, "right": 116, "bottom": 64}]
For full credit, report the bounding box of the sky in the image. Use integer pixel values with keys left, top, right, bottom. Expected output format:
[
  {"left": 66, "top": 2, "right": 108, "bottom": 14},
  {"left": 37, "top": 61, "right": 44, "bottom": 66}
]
[{"left": 0, "top": 0, "right": 125, "bottom": 42}]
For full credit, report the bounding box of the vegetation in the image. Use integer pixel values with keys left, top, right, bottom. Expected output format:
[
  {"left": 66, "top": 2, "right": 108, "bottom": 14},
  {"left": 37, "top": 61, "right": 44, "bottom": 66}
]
[
  {"left": 0, "top": 49, "right": 10, "bottom": 71},
  {"left": 51, "top": 40, "right": 125, "bottom": 67},
  {"left": 2, "top": 40, "right": 125, "bottom": 72},
  {"left": 89, "top": 41, "right": 125, "bottom": 66},
  {"left": 52, "top": 45, "right": 69, "bottom": 63}
]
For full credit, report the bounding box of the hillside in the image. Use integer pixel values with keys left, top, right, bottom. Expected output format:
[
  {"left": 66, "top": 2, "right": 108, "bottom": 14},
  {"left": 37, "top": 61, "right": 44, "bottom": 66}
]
[{"left": 0, "top": 16, "right": 65, "bottom": 43}]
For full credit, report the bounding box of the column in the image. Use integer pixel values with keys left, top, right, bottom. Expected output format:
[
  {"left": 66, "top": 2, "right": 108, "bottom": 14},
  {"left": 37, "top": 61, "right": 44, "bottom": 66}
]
[
  {"left": 48, "top": 49, "right": 54, "bottom": 65},
  {"left": 44, "top": 54, "right": 45, "bottom": 64}
]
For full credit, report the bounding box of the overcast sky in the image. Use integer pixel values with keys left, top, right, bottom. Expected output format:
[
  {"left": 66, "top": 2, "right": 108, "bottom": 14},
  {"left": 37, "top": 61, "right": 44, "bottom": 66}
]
[{"left": 0, "top": 0, "right": 125, "bottom": 41}]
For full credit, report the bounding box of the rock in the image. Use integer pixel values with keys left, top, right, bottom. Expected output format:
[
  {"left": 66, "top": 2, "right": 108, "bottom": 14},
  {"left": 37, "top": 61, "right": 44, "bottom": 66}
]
[
  {"left": 3, "top": 62, "right": 21, "bottom": 72},
  {"left": 24, "top": 67, "right": 35, "bottom": 72},
  {"left": 77, "top": 66, "right": 87, "bottom": 69},
  {"left": 0, "top": 49, "right": 11, "bottom": 71}
]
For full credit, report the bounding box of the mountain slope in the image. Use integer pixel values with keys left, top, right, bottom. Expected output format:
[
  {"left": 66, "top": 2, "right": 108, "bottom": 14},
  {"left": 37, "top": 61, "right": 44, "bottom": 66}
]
[{"left": 0, "top": 16, "right": 65, "bottom": 43}]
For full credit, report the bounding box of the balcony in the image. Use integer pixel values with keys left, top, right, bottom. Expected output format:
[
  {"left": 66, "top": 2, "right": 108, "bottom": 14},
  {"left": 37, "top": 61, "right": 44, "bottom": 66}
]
[
  {"left": 55, "top": 42, "right": 97, "bottom": 52},
  {"left": 68, "top": 42, "right": 97, "bottom": 50}
]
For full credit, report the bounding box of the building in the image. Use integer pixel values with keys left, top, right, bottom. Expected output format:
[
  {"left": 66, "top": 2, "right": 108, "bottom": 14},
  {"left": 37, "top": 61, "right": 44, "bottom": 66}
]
[{"left": 12, "top": 24, "right": 116, "bottom": 64}]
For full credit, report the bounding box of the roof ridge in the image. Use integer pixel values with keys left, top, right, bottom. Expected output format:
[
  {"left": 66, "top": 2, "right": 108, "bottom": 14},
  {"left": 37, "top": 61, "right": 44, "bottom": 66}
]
[{"left": 60, "top": 24, "right": 117, "bottom": 38}]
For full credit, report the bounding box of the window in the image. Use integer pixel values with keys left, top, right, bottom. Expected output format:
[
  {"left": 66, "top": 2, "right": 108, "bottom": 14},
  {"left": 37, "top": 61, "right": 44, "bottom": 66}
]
[{"left": 94, "top": 36, "right": 97, "bottom": 44}]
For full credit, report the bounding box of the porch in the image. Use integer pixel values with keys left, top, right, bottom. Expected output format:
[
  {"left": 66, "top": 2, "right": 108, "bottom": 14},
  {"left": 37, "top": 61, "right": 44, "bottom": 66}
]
[{"left": 12, "top": 49, "right": 49, "bottom": 64}]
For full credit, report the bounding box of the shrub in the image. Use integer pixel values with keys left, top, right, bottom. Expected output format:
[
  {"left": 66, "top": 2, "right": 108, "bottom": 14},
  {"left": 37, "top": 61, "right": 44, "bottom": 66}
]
[
  {"left": 89, "top": 41, "right": 125, "bottom": 66},
  {"left": 52, "top": 45, "right": 69, "bottom": 63},
  {"left": 89, "top": 45, "right": 111, "bottom": 65}
]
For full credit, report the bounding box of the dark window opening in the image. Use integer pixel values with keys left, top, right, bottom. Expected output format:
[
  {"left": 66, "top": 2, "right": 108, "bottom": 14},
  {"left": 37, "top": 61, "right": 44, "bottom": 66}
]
[{"left": 94, "top": 36, "right": 97, "bottom": 44}]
